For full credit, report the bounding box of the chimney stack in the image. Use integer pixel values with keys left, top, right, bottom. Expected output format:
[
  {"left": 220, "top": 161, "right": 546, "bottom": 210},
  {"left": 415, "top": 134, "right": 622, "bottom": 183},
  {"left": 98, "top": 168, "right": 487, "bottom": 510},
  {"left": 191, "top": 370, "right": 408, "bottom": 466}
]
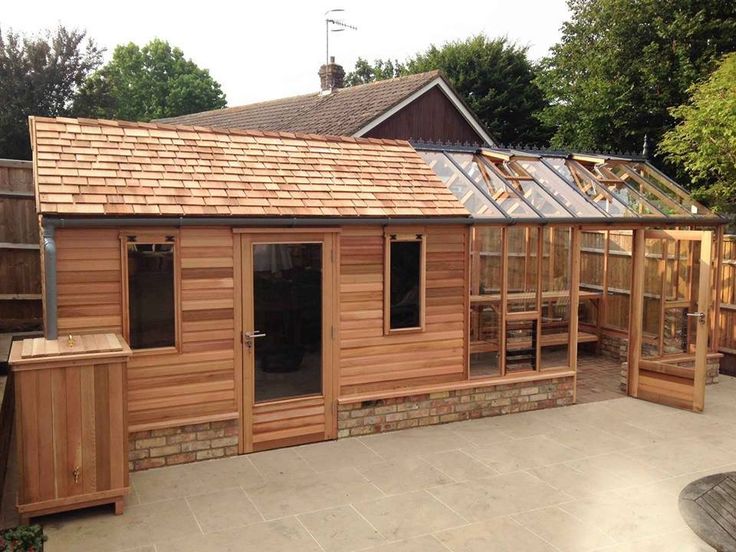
[{"left": 319, "top": 56, "right": 345, "bottom": 94}]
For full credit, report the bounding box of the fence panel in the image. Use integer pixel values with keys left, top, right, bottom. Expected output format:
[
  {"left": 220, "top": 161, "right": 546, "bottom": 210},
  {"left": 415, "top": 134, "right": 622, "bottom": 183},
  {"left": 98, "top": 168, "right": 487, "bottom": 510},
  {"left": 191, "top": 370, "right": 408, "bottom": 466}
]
[{"left": 0, "top": 159, "right": 41, "bottom": 331}]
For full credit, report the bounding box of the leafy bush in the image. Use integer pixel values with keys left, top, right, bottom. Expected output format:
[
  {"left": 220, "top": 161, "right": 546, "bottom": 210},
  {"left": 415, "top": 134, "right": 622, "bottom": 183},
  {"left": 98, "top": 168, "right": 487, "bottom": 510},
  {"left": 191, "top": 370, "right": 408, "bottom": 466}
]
[{"left": 0, "top": 525, "right": 46, "bottom": 551}]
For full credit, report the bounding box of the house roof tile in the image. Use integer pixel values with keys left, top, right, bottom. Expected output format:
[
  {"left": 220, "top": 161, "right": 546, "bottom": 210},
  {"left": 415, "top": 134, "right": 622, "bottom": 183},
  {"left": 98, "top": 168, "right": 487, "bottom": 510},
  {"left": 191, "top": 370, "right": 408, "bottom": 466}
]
[
  {"left": 156, "top": 71, "right": 442, "bottom": 136},
  {"left": 31, "top": 116, "right": 469, "bottom": 218}
]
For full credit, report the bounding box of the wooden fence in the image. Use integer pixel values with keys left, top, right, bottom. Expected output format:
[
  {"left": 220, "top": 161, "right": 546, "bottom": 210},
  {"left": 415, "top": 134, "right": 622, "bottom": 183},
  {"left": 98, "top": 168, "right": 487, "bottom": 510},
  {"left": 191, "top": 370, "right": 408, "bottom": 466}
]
[
  {"left": 719, "top": 235, "right": 736, "bottom": 356},
  {"left": 0, "top": 159, "right": 41, "bottom": 331}
]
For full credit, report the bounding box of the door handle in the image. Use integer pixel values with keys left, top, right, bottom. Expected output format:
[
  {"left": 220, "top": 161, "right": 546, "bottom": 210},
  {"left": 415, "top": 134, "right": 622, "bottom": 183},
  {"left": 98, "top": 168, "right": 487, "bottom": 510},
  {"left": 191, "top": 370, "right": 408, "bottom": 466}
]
[
  {"left": 686, "top": 312, "right": 706, "bottom": 324},
  {"left": 243, "top": 331, "right": 266, "bottom": 349}
]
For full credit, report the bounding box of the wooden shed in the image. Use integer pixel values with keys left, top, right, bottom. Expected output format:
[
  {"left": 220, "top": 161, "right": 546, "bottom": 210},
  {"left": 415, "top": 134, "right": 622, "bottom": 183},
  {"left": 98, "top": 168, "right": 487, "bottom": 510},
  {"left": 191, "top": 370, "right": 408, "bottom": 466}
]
[{"left": 27, "top": 116, "right": 727, "bottom": 471}]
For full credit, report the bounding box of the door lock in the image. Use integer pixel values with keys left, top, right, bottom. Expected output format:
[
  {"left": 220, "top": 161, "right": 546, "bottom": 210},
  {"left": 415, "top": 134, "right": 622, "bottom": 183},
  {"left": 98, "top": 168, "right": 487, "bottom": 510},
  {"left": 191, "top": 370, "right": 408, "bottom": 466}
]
[
  {"left": 686, "top": 312, "right": 706, "bottom": 325},
  {"left": 243, "top": 331, "right": 266, "bottom": 349}
]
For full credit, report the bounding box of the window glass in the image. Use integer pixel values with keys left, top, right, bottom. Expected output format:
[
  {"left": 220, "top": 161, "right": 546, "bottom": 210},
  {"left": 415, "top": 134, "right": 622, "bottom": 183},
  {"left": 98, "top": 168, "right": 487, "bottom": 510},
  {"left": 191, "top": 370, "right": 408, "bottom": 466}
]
[
  {"left": 449, "top": 153, "right": 539, "bottom": 219},
  {"left": 470, "top": 227, "right": 503, "bottom": 377},
  {"left": 505, "top": 226, "right": 540, "bottom": 373},
  {"left": 548, "top": 159, "right": 632, "bottom": 217},
  {"left": 541, "top": 227, "right": 571, "bottom": 369},
  {"left": 518, "top": 160, "right": 601, "bottom": 217},
  {"left": 605, "top": 231, "right": 633, "bottom": 330},
  {"left": 419, "top": 151, "right": 506, "bottom": 219},
  {"left": 504, "top": 161, "right": 569, "bottom": 218},
  {"left": 390, "top": 240, "right": 422, "bottom": 329},
  {"left": 253, "top": 243, "right": 322, "bottom": 402},
  {"left": 602, "top": 165, "right": 689, "bottom": 217},
  {"left": 127, "top": 243, "right": 175, "bottom": 349}
]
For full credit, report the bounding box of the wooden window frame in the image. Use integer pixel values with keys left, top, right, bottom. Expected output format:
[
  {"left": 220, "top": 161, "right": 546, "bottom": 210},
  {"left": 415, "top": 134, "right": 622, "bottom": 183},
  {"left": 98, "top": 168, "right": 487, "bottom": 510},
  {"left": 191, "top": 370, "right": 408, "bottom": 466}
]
[
  {"left": 120, "top": 229, "right": 182, "bottom": 355},
  {"left": 384, "top": 228, "right": 426, "bottom": 335}
]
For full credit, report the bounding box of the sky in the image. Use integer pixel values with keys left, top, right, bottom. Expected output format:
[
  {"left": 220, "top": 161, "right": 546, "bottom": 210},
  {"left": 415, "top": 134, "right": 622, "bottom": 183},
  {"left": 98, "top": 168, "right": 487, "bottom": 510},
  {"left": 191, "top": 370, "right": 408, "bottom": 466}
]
[{"left": 4, "top": 0, "right": 570, "bottom": 106}]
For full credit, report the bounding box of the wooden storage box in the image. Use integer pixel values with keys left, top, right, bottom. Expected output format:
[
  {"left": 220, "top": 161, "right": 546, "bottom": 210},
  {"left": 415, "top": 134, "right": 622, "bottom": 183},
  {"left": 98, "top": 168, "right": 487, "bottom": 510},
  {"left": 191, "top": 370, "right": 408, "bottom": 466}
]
[{"left": 9, "top": 333, "right": 131, "bottom": 523}]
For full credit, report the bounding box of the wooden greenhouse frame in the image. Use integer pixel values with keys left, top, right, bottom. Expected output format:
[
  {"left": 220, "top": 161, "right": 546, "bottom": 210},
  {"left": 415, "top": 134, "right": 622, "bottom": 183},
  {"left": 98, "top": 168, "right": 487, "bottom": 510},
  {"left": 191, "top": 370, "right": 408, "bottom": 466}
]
[{"left": 418, "top": 145, "right": 726, "bottom": 411}]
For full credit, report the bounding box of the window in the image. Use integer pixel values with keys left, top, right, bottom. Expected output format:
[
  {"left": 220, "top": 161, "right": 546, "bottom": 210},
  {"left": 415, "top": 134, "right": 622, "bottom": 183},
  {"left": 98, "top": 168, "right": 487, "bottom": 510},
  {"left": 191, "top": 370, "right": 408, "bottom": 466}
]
[
  {"left": 385, "top": 232, "right": 425, "bottom": 333},
  {"left": 126, "top": 239, "right": 177, "bottom": 350}
]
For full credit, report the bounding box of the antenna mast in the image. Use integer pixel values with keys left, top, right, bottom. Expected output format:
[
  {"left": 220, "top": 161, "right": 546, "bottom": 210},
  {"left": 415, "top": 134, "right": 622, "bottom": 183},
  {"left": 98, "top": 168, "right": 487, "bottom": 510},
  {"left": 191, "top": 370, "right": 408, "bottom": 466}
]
[{"left": 325, "top": 9, "right": 357, "bottom": 65}]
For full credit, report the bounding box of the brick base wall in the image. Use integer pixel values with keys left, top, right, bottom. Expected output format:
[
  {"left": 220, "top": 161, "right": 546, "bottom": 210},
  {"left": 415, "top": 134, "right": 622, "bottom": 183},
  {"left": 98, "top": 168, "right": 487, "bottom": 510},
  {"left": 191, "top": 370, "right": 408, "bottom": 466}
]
[
  {"left": 337, "top": 376, "right": 575, "bottom": 438},
  {"left": 129, "top": 419, "right": 239, "bottom": 471},
  {"left": 600, "top": 333, "right": 628, "bottom": 362}
]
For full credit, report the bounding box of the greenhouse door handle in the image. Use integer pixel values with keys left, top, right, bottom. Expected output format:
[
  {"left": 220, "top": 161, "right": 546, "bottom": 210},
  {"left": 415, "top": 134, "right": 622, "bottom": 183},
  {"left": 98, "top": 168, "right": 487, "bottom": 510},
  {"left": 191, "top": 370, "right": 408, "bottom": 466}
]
[{"left": 686, "top": 312, "right": 705, "bottom": 325}]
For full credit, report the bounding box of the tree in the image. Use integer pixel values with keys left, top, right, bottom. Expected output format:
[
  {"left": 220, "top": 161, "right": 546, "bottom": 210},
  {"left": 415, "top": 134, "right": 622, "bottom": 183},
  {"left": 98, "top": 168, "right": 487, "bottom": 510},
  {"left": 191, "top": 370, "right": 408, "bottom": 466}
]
[
  {"left": 0, "top": 26, "right": 102, "bottom": 159},
  {"left": 537, "top": 0, "right": 736, "bottom": 154},
  {"left": 659, "top": 54, "right": 736, "bottom": 214},
  {"left": 345, "top": 58, "right": 404, "bottom": 86},
  {"left": 75, "top": 39, "right": 226, "bottom": 122},
  {"left": 346, "top": 35, "right": 552, "bottom": 146}
]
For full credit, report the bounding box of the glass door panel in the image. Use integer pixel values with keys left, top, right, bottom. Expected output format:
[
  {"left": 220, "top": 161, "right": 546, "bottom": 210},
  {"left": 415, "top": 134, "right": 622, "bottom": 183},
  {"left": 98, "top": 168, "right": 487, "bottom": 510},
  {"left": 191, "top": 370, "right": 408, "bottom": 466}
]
[{"left": 252, "top": 243, "right": 323, "bottom": 402}]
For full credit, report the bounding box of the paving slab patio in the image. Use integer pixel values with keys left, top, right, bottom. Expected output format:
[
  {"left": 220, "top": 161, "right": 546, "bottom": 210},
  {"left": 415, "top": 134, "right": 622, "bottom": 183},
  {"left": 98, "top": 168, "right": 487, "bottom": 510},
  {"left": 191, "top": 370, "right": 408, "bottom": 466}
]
[{"left": 7, "top": 376, "right": 736, "bottom": 551}]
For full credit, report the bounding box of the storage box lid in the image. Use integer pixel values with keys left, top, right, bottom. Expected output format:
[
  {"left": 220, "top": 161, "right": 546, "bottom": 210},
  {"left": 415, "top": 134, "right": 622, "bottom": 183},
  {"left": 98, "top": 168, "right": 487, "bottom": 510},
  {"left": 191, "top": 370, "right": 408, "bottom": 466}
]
[{"left": 9, "top": 333, "right": 131, "bottom": 366}]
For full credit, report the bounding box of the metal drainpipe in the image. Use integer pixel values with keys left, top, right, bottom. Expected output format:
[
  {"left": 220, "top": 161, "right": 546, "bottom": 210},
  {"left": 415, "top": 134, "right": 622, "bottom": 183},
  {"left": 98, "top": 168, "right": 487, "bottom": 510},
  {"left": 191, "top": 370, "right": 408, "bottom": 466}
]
[{"left": 42, "top": 220, "right": 58, "bottom": 340}]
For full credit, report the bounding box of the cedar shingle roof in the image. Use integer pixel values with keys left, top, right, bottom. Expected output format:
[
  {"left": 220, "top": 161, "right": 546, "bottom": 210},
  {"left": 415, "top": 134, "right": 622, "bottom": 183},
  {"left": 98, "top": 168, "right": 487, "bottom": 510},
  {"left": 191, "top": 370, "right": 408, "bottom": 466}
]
[
  {"left": 31, "top": 116, "right": 469, "bottom": 218},
  {"left": 156, "top": 71, "right": 442, "bottom": 136}
]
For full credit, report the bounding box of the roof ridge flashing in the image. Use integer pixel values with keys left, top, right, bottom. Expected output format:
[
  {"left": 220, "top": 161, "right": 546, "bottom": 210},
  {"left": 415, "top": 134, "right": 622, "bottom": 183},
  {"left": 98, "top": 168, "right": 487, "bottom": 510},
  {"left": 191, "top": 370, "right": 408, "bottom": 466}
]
[{"left": 31, "top": 116, "right": 415, "bottom": 148}]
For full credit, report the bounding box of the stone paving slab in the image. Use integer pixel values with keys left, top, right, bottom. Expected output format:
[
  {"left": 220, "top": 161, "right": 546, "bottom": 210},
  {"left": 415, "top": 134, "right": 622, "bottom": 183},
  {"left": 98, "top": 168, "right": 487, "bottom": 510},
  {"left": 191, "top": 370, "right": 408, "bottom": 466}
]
[{"left": 6, "top": 376, "right": 736, "bottom": 551}]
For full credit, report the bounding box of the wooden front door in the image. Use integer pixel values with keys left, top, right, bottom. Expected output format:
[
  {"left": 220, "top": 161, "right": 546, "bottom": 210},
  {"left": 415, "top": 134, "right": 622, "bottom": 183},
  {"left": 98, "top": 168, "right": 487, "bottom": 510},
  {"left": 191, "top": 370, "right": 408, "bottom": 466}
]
[
  {"left": 628, "top": 229, "right": 712, "bottom": 411},
  {"left": 239, "top": 232, "right": 337, "bottom": 452}
]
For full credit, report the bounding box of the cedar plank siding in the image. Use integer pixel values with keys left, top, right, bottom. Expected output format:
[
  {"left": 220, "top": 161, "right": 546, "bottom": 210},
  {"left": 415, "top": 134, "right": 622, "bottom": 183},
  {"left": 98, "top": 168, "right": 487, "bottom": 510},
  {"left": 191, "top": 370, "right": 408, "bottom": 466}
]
[
  {"left": 54, "top": 223, "right": 470, "bottom": 432},
  {"left": 364, "top": 86, "right": 485, "bottom": 145},
  {"left": 339, "top": 226, "right": 469, "bottom": 394},
  {"left": 55, "top": 227, "right": 238, "bottom": 431}
]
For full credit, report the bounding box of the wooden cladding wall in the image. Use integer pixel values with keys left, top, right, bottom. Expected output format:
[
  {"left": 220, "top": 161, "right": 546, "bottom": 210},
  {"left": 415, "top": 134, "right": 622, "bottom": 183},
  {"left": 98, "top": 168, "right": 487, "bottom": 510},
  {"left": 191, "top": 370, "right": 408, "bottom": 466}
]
[
  {"left": 55, "top": 227, "right": 237, "bottom": 431},
  {"left": 57, "top": 229, "right": 123, "bottom": 334},
  {"left": 339, "top": 225, "right": 468, "bottom": 394},
  {"left": 364, "top": 86, "right": 485, "bottom": 145},
  {"left": 0, "top": 160, "right": 41, "bottom": 330}
]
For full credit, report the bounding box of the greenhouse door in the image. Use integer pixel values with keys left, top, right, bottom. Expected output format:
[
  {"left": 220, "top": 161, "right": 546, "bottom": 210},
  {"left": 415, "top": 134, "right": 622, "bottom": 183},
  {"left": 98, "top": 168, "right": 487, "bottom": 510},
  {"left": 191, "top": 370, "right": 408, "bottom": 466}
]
[{"left": 627, "top": 229, "right": 712, "bottom": 412}]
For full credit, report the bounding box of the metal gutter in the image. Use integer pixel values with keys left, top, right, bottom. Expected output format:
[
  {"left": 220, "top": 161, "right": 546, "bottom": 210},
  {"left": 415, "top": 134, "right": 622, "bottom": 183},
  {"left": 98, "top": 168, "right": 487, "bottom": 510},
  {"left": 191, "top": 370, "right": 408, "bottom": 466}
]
[{"left": 42, "top": 215, "right": 474, "bottom": 229}]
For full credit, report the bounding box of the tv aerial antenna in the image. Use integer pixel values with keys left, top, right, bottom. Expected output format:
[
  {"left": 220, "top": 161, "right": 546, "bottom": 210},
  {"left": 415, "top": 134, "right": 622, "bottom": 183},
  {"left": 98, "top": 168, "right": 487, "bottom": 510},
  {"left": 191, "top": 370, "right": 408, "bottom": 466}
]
[{"left": 325, "top": 9, "right": 357, "bottom": 64}]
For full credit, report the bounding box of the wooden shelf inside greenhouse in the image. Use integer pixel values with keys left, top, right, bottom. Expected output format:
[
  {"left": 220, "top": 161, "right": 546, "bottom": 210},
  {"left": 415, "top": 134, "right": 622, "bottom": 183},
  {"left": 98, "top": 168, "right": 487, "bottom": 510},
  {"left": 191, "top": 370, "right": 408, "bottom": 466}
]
[
  {"left": 470, "top": 331, "right": 599, "bottom": 354},
  {"left": 470, "top": 290, "right": 603, "bottom": 303}
]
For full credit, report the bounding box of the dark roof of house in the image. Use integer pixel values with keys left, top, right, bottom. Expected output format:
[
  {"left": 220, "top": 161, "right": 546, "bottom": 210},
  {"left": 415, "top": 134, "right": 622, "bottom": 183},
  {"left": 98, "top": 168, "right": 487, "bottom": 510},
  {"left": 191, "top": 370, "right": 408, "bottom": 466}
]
[{"left": 157, "top": 71, "right": 444, "bottom": 136}]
